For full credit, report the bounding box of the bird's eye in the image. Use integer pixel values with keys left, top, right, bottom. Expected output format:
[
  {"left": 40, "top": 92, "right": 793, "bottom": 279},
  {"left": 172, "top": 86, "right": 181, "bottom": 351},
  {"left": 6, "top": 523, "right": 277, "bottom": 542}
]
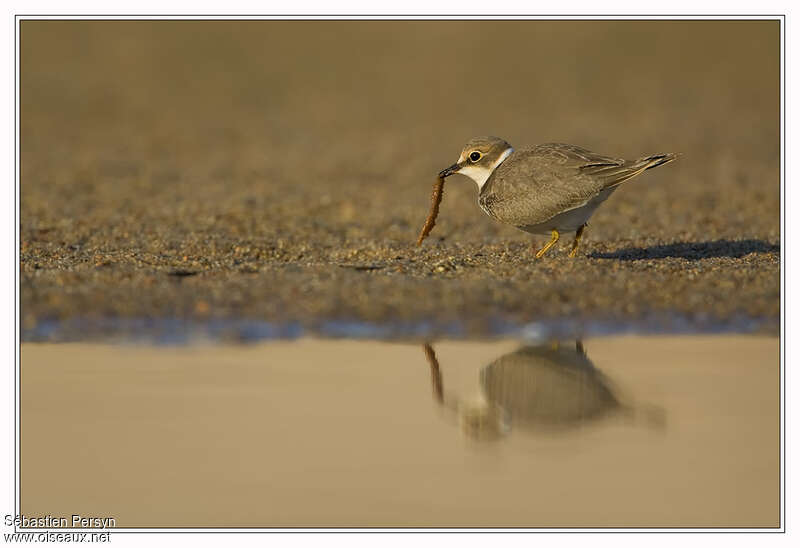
[{"left": 469, "top": 151, "right": 482, "bottom": 162}]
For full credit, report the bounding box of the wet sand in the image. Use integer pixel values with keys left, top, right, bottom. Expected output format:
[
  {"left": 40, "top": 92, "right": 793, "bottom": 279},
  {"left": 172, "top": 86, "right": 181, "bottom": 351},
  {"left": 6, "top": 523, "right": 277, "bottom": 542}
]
[
  {"left": 21, "top": 336, "right": 779, "bottom": 528},
  {"left": 20, "top": 21, "right": 780, "bottom": 335}
]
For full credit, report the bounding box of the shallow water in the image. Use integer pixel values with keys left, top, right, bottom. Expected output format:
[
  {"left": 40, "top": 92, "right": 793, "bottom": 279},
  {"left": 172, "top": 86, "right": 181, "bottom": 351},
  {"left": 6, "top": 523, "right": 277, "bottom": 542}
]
[{"left": 21, "top": 336, "right": 779, "bottom": 528}]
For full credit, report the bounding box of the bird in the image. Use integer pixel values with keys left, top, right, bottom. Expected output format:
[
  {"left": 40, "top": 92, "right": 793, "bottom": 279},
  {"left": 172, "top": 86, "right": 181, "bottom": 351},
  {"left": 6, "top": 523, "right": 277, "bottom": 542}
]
[
  {"left": 437, "top": 136, "right": 678, "bottom": 258},
  {"left": 422, "top": 341, "right": 664, "bottom": 440}
]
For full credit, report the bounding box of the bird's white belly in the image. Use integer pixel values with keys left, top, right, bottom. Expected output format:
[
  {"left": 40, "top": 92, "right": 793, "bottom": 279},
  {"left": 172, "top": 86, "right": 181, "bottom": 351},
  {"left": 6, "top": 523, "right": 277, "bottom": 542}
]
[{"left": 517, "top": 187, "right": 617, "bottom": 235}]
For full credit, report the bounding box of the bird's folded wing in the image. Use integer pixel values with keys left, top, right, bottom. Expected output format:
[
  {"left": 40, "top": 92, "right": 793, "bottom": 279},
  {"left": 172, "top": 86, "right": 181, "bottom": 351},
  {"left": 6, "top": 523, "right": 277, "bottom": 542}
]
[{"left": 481, "top": 144, "right": 620, "bottom": 226}]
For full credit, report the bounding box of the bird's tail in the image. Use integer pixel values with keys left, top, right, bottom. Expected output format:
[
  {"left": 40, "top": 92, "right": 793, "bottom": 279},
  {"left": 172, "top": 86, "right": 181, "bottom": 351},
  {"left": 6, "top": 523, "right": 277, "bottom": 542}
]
[
  {"left": 595, "top": 152, "right": 679, "bottom": 189},
  {"left": 641, "top": 152, "right": 679, "bottom": 171}
]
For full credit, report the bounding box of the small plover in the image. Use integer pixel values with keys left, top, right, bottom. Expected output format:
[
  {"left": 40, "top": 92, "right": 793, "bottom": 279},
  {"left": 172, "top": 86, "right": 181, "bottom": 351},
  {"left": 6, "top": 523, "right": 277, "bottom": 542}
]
[{"left": 438, "top": 136, "right": 677, "bottom": 257}]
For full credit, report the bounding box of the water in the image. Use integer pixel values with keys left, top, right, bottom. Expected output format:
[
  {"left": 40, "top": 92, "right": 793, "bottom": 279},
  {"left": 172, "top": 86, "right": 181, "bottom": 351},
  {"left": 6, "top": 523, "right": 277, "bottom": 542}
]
[{"left": 20, "top": 335, "right": 778, "bottom": 528}]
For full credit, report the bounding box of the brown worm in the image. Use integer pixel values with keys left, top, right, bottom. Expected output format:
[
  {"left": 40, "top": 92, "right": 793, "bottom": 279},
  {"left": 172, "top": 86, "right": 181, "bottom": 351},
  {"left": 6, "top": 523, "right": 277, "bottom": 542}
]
[
  {"left": 415, "top": 175, "right": 445, "bottom": 246},
  {"left": 422, "top": 343, "right": 444, "bottom": 403}
]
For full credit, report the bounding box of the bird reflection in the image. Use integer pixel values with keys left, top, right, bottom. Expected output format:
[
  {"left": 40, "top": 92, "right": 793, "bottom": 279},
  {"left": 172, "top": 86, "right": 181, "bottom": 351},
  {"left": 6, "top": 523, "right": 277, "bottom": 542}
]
[{"left": 423, "top": 341, "right": 664, "bottom": 440}]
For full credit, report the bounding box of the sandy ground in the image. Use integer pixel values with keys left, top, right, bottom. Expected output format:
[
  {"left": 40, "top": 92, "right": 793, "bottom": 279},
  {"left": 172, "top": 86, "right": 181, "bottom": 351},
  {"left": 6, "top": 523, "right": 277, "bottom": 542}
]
[
  {"left": 20, "top": 21, "right": 781, "bottom": 336},
  {"left": 21, "top": 336, "right": 779, "bottom": 527}
]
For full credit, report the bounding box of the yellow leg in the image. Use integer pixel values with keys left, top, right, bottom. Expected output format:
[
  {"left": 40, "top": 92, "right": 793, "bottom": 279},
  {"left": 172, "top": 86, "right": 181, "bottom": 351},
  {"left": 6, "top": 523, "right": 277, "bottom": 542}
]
[
  {"left": 535, "top": 229, "right": 560, "bottom": 258},
  {"left": 569, "top": 224, "right": 587, "bottom": 258}
]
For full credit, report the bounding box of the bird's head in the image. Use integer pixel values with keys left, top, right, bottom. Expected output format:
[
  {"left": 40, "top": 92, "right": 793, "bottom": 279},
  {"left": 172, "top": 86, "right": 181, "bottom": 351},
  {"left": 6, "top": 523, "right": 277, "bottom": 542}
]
[{"left": 438, "top": 136, "right": 514, "bottom": 189}]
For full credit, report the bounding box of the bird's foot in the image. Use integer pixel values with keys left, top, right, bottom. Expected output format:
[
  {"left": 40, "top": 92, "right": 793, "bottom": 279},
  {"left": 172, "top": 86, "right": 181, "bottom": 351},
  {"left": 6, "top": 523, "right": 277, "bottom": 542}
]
[
  {"left": 534, "top": 229, "right": 560, "bottom": 259},
  {"left": 568, "top": 224, "right": 587, "bottom": 258}
]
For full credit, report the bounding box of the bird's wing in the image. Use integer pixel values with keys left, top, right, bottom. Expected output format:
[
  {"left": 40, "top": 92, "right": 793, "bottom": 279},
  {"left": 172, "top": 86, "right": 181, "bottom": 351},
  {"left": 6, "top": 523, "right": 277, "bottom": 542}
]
[
  {"left": 535, "top": 142, "right": 624, "bottom": 167},
  {"left": 480, "top": 143, "right": 622, "bottom": 227}
]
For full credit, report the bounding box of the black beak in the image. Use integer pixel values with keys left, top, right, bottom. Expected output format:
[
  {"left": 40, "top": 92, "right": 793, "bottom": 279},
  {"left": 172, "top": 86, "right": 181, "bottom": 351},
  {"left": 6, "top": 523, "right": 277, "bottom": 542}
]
[{"left": 438, "top": 162, "right": 463, "bottom": 178}]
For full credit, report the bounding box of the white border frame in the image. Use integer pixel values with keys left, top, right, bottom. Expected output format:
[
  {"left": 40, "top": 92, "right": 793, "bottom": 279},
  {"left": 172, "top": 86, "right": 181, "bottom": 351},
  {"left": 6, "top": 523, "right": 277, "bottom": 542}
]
[{"left": 9, "top": 14, "right": 786, "bottom": 537}]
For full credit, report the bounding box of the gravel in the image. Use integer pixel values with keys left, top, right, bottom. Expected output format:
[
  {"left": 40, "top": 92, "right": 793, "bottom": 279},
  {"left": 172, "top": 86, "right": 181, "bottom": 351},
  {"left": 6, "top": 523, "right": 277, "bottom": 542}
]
[{"left": 20, "top": 20, "right": 780, "bottom": 338}]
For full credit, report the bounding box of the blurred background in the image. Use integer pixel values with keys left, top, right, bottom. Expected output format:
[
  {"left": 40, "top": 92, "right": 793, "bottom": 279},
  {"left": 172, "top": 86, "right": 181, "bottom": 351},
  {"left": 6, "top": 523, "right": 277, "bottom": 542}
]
[
  {"left": 20, "top": 20, "right": 780, "bottom": 334},
  {"left": 19, "top": 21, "right": 781, "bottom": 527}
]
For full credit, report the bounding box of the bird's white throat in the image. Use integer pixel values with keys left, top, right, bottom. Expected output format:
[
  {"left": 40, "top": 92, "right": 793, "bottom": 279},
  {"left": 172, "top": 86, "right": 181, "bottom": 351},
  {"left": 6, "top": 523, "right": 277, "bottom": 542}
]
[{"left": 459, "top": 147, "right": 514, "bottom": 189}]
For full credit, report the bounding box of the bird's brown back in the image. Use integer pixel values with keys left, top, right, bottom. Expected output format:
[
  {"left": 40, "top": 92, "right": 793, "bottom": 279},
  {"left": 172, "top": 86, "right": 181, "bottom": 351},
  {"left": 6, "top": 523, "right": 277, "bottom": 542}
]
[{"left": 479, "top": 143, "right": 675, "bottom": 227}]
